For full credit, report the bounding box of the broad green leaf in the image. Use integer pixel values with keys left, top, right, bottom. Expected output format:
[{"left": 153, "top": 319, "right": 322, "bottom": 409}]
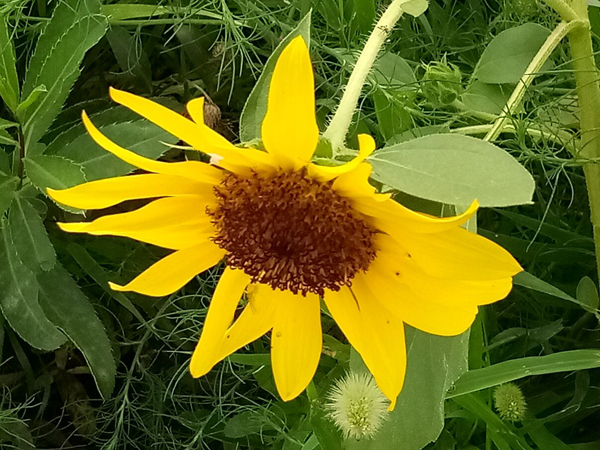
[
  {"left": 101, "top": 4, "right": 170, "bottom": 20},
  {"left": 21, "top": 0, "right": 108, "bottom": 150},
  {"left": 0, "top": 223, "right": 66, "bottom": 351},
  {"left": 447, "top": 349, "right": 600, "bottom": 398},
  {"left": 372, "top": 53, "right": 416, "bottom": 91},
  {"left": 353, "top": 0, "right": 377, "bottom": 34},
  {"left": 38, "top": 264, "right": 116, "bottom": 399},
  {"left": 576, "top": 276, "right": 600, "bottom": 315},
  {"left": 24, "top": 154, "right": 86, "bottom": 193},
  {"left": 348, "top": 327, "right": 469, "bottom": 450},
  {"left": 0, "top": 17, "right": 19, "bottom": 112},
  {"left": 474, "top": 23, "right": 551, "bottom": 84},
  {"left": 368, "top": 134, "right": 535, "bottom": 207},
  {"left": 239, "top": 12, "right": 311, "bottom": 142},
  {"left": 461, "top": 81, "right": 511, "bottom": 115},
  {"left": 373, "top": 89, "right": 413, "bottom": 143},
  {"left": 55, "top": 119, "right": 180, "bottom": 181},
  {"left": 0, "top": 175, "right": 18, "bottom": 216},
  {"left": 399, "top": 0, "right": 429, "bottom": 16},
  {"left": 8, "top": 195, "right": 56, "bottom": 272}
]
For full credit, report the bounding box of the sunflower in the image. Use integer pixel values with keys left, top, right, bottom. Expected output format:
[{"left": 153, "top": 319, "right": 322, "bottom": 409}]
[{"left": 48, "top": 36, "right": 522, "bottom": 409}]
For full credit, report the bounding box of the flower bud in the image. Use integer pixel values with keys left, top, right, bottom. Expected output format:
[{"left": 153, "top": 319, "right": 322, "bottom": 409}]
[
  {"left": 493, "top": 383, "right": 527, "bottom": 422},
  {"left": 421, "top": 60, "right": 462, "bottom": 107},
  {"left": 325, "top": 372, "right": 389, "bottom": 439}
]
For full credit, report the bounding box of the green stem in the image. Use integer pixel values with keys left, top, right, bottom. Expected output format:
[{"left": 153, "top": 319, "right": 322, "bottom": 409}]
[
  {"left": 567, "top": 0, "right": 600, "bottom": 282},
  {"left": 542, "top": 0, "right": 579, "bottom": 21},
  {"left": 322, "top": 0, "right": 405, "bottom": 152},
  {"left": 484, "top": 19, "right": 583, "bottom": 143}
]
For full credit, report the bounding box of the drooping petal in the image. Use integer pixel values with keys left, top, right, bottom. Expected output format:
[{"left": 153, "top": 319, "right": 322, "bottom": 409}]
[
  {"left": 109, "top": 240, "right": 226, "bottom": 296},
  {"left": 262, "top": 36, "right": 319, "bottom": 169},
  {"left": 82, "top": 111, "right": 222, "bottom": 184},
  {"left": 271, "top": 289, "right": 322, "bottom": 401},
  {"left": 59, "top": 196, "right": 216, "bottom": 250},
  {"left": 190, "top": 267, "right": 251, "bottom": 377},
  {"left": 110, "top": 88, "right": 237, "bottom": 155},
  {"left": 331, "top": 163, "right": 379, "bottom": 199},
  {"left": 353, "top": 196, "right": 479, "bottom": 234},
  {"left": 385, "top": 226, "right": 523, "bottom": 281},
  {"left": 308, "top": 134, "right": 377, "bottom": 182},
  {"left": 192, "top": 283, "right": 277, "bottom": 376},
  {"left": 374, "top": 235, "right": 514, "bottom": 306},
  {"left": 48, "top": 173, "right": 212, "bottom": 210},
  {"left": 325, "top": 286, "right": 406, "bottom": 410}
]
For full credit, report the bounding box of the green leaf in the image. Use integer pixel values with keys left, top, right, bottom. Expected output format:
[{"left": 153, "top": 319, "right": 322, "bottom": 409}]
[
  {"left": 16, "top": 84, "right": 47, "bottom": 115},
  {"left": 461, "top": 81, "right": 511, "bottom": 115},
  {"left": 576, "top": 276, "right": 600, "bottom": 314},
  {"left": 106, "top": 26, "right": 152, "bottom": 93},
  {"left": 0, "top": 175, "right": 18, "bottom": 216},
  {"left": 101, "top": 4, "right": 170, "bottom": 20},
  {"left": 24, "top": 154, "right": 86, "bottom": 193},
  {"left": 368, "top": 134, "right": 535, "bottom": 207},
  {"left": 8, "top": 195, "right": 56, "bottom": 272},
  {"left": 0, "top": 222, "right": 66, "bottom": 351},
  {"left": 447, "top": 349, "right": 600, "bottom": 398},
  {"left": 38, "top": 264, "right": 116, "bottom": 399},
  {"left": 0, "top": 16, "right": 19, "bottom": 112},
  {"left": 21, "top": 0, "right": 108, "bottom": 150},
  {"left": 353, "top": 0, "right": 377, "bottom": 34},
  {"left": 55, "top": 119, "right": 180, "bottom": 181},
  {"left": 513, "top": 271, "right": 580, "bottom": 305},
  {"left": 348, "top": 327, "right": 469, "bottom": 450},
  {"left": 239, "top": 12, "right": 311, "bottom": 142},
  {"left": 373, "top": 88, "right": 414, "bottom": 143},
  {"left": 372, "top": 53, "right": 417, "bottom": 91},
  {"left": 399, "top": 0, "right": 429, "bottom": 17},
  {"left": 474, "top": 23, "right": 551, "bottom": 84}
]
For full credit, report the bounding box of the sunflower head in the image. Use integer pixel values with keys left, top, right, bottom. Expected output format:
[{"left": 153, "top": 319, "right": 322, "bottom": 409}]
[{"left": 48, "top": 35, "right": 522, "bottom": 410}]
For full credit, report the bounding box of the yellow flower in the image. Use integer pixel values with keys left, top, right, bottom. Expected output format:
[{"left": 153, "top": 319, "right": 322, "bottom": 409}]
[{"left": 48, "top": 36, "right": 522, "bottom": 409}]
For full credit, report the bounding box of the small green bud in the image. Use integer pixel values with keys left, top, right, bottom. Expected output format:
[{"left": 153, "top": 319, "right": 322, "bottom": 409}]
[
  {"left": 325, "top": 372, "right": 389, "bottom": 440},
  {"left": 421, "top": 60, "right": 462, "bottom": 107},
  {"left": 493, "top": 383, "right": 527, "bottom": 422}
]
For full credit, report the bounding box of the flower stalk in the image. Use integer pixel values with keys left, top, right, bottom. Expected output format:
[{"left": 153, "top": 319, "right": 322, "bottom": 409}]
[{"left": 323, "top": 0, "right": 405, "bottom": 152}]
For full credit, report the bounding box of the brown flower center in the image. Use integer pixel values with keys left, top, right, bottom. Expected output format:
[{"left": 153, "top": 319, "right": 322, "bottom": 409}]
[{"left": 209, "top": 169, "right": 377, "bottom": 296}]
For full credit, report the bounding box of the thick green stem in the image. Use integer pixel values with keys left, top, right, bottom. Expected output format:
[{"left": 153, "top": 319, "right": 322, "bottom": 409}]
[
  {"left": 567, "top": 0, "right": 600, "bottom": 282},
  {"left": 322, "top": 0, "right": 404, "bottom": 152}
]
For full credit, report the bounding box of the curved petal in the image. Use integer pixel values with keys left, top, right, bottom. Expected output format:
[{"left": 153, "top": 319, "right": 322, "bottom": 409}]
[
  {"left": 262, "top": 36, "right": 319, "bottom": 169},
  {"left": 325, "top": 286, "right": 406, "bottom": 410},
  {"left": 386, "top": 226, "right": 523, "bottom": 281},
  {"left": 331, "top": 163, "right": 379, "bottom": 199},
  {"left": 374, "top": 235, "right": 514, "bottom": 306},
  {"left": 271, "top": 289, "right": 322, "bottom": 401},
  {"left": 308, "top": 134, "right": 377, "bottom": 182},
  {"left": 353, "top": 196, "right": 480, "bottom": 234},
  {"left": 355, "top": 269, "right": 478, "bottom": 337},
  {"left": 82, "top": 111, "right": 223, "bottom": 184},
  {"left": 109, "top": 240, "right": 226, "bottom": 296},
  {"left": 190, "top": 267, "right": 251, "bottom": 377},
  {"left": 47, "top": 173, "right": 212, "bottom": 210},
  {"left": 58, "top": 196, "right": 216, "bottom": 250}
]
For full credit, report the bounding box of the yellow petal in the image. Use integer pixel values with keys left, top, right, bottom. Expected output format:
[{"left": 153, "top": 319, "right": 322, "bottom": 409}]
[
  {"left": 271, "top": 289, "right": 322, "bottom": 401},
  {"left": 82, "top": 111, "right": 222, "bottom": 184},
  {"left": 308, "top": 134, "right": 377, "bottom": 182},
  {"left": 262, "top": 36, "right": 318, "bottom": 169},
  {"left": 387, "top": 226, "right": 523, "bottom": 281},
  {"left": 374, "top": 234, "right": 514, "bottom": 306},
  {"left": 325, "top": 286, "right": 406, "bottom": 410},
  {"left": 331, "top": 163, "right": 378, "bottom": 198},
  {"left": 47, "top": 173, "right": 212, "bottom": 210},
  {"left": 58, "top": 195, "right": 215, "bottom": 250},
  {"left": 109, "top": 240, "right": 225, "bottom": 296},
  {"left": 190, "top": 267, "right": 251, "bottom": 377},
  {"left": 353, "top": 197, "right": 480, "bottom": 234}
]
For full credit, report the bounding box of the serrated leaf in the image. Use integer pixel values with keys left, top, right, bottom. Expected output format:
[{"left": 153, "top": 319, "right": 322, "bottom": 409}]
[
  {"left": 0, "top": 17, "right": 19, "bottom": 112},
  {"left": 38, "top": 264, "right": 116, "bottom": 399},
  {"left": 21, "top": 0, "right": 108, "bottom": 150},
  {"left": 368, "top": 134, "right": 535, "bottom": 207},
  {"left": 239, "top": 12, "right": 311, "bottom": 142},
  {"left": 0, "top": 175, "right": 17, "bottom": 216},
  {"left": 56, "top": 119, "right": 179, "bottom": 181},
  {"left": 8, "top": 195, "right": 56, "bottom": 272},
  {"left": 349, "top": 327, "right": 468, "bottom": 450},
  {"left": 474, "top": 23, "right": 551, "bottom": 84},
  {"left": 0, "top": 222, "right": 66, "bottom": 351},
  {"left": 24, "top": 154, "right": 86, "bottom": 193}
]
